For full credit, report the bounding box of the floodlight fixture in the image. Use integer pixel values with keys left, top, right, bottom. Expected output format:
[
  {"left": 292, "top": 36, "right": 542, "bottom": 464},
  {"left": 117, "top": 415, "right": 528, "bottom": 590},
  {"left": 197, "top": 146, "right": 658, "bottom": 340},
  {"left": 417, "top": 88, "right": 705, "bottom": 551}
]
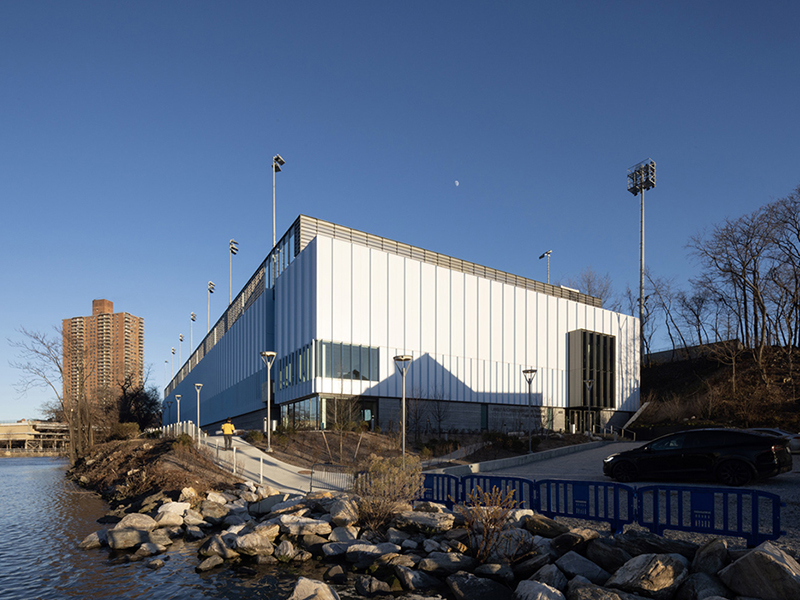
[
  {"left": 229, "top": 239, "right": 239, "bottom": 304},
  {"left": 272, "top": 154, "right": 286, "bottom": 247}
]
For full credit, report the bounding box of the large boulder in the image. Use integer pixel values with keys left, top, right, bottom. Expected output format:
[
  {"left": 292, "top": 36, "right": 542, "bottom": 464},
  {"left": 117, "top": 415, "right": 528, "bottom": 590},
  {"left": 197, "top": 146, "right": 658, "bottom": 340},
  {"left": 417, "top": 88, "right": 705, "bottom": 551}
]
[
  {"left": 446, "top": 571, "right": 514, "bottom": 600},
  {"left": 113, "top": 513, "right": 157, "bottom": 532},
  {"left": 555, "top": 551, "right": 609, "bottom": 585},
  {"left": 523, "top": 514, "right": 571, "bottom": 538},
  {"left": 585, "top": 538, "right": 633, "bottom": 574},
  {"left": 531, "top": 564, "right": 568, "bottom": 592},
  {"left": 550, "top": 528, "right": 599, "bottom": 556},
  {"left": 248, "top": 493, "right": 291, "bottom": 516},
  {"left": 513, "top": 553, "right": 552, "bottom": 580},
  {"left": 278, "top": 514, "right": 332, "bottom": 536},
  {"left": 394, "top": 565, "right": 441, "bottom": 591},
  {"left": 418, "top": 551, "right": 476, "bottom": 575},
  {"left": 329, "top": 497, "right": 359, "bottom": 527},
  {"left": 234, "top": 531, "right": 275, "bottom": 556},
  {"left": 157, "top": 501, "right": 191, "bottom": 516},
  {"left": 674, "top": 572, "right": 730, "bottom": 600},
  {"left": 605, "top": 553, "right": 689, "bottom": 600},
  {"left": 394, "top": 511, "right": 455, "bottom": 533},
  {"left": 718, "top": 541, "right": 800, "bottom": 600},
  {"left": 288, "top": 577, "right": 340, "bottom": 600},
  {"left": 154, "top": 511, "right": 184, "bottom": 528},
  {"left": 354, "top": 574, "right": 392, "bottom": 597},
  {"left": 513, "top": 579, "right": 565, "bottom": 600},
  {"left": 78, "top": 529, "right": 108, "bottom": 550},
  {"left": 198, "top": 534, "right": 239, "bottom": 560},
  {"left": 690, "top": 538, "right": 729, "bottom": 575},
  {"left": 613, "top": 530, "right": 697, "bottom": 561},
  {"left": 107, "top": 528, "right": 149, "bottom": 550}
]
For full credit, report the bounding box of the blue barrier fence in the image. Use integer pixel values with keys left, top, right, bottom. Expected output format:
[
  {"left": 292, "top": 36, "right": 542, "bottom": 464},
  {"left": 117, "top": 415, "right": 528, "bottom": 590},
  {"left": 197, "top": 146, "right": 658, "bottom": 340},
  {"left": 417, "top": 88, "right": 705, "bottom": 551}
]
[{"left": 420, "top": 474, "right": 784, "bottom": 545}]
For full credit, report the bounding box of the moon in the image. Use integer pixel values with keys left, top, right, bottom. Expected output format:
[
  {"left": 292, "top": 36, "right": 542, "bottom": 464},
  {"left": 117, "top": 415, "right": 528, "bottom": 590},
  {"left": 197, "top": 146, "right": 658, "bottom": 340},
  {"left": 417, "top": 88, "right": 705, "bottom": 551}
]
[{"left": 455, "top": 180, "right": 459, "bottom": 187}]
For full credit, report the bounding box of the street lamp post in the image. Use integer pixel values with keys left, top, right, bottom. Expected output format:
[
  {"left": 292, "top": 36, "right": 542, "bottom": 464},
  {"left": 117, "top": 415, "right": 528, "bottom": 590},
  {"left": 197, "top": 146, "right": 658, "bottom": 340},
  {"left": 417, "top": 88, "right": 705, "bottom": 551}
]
[
  {"left": 165, "top": 399, "right": 173, "bottom": 424},
  {"left": 229, "top": 239, "right": 238, "bottom": 305},
  {"left": 584, "top": 379, "right": 594, "bottom": 433},
  {"left": 179, "top": 334, "right": 183, "bottom": 368},
  {"left": 272, "top": 155, "right": 285, "bottom": 248},
  {"left": 163, "top": 360, "right": 168, "bottom": 399},
  {"left": 538, "top": 250, "right": 552, "bottom": 285},
  {"left": 175, "top": 394, "right": 181, "bottom": 423},
  {"left": 260, "top": 351, "right": 277, "bottom": 452},
  {"left": 522, "top": 368, "right": 538, "bottom": 453},
  {"left": 171, "top": 347, "right": 175, "bottom": 376},
  {"left": 207, "top": 282, "right": 215, "bottom": 333},
  {"left": 394, "top": 355, "right": 412, "bottom": 467},
  {"left": 194, "top": 383, "right": 203, "bottom": 442}
]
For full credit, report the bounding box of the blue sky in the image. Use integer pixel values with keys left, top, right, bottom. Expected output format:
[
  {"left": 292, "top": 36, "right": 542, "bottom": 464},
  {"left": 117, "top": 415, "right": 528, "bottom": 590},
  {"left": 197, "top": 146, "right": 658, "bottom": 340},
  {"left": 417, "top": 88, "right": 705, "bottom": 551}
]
[{"left": 2, "top": 1, "right": 799, "bottom": 422}]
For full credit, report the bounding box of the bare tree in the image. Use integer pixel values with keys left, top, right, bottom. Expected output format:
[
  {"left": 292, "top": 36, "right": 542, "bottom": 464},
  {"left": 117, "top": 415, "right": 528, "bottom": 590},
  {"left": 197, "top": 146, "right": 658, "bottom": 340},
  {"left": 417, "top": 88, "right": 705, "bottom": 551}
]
[
  {"left": 562, "top": 267, "right": 619, "bottom": 310},
  {"left": 8, "top": 326, "right": 96, "bottom": 463},
  {"left": 429, "top": 386, "right": 450, "bottom": 436},
  {"left": 406, "top": 386, "right": 428, "bottom": 442}
]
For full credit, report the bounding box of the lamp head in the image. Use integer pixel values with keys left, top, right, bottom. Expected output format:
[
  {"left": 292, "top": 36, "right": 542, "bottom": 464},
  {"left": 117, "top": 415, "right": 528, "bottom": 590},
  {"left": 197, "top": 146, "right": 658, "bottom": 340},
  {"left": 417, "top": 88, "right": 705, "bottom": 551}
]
[{"left": 195, "top": 383, "right": 203, "bottom": 392}]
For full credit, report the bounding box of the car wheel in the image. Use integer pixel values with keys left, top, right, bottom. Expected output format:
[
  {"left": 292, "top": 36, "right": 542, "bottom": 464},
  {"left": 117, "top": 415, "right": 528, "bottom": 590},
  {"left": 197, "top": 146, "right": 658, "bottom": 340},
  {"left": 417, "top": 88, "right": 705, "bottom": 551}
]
[
  {"left": 612, "top": 461, "right": 637, "bottom": 483},
  {"left": 716, "top": 460, "right": 753, "bottom": 486}
]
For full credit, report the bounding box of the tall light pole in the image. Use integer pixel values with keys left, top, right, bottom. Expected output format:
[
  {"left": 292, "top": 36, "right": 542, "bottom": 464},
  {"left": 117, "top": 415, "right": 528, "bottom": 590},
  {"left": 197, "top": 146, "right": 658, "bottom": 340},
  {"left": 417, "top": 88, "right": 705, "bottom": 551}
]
[
  {"left": 522, "top": 368, "right": 537, "bottom": 453},
  {"left": 194, "top": 383, "right": 203, "bottom": 442},
  {"left": 190, "top": 312, "right": 196, "bottom": 353},
  {"left": 207, "top": 281, "right": 215, "bottom": 333},
  {"left": 272, "top": 154, "right": 285, "bottom": 248},
  {"left": 627, "top": 159, "right": 656, "bottom": 362},
  {"left": 394, "top": 355, "right": 412, "bottom": 467},
  {"left": 260, "top": 351, "right": 277, "bottom": 452},
  {"left": 171, "top": 347, "right": 175, "bottom": 376},
  {"left": 166, "top": 399, "right": 173, "bottom": 424},
  {"left": 164, "top": 360, "right": 168, "bottom": 398},
  {"left": 229, "top": 239, "right": 238, "bottom": 305},
  {"left": 175, "top": 394, "right": 181, "bottom": 423},
  {"left": 179, "top": 334, "right": 184, "bottom": 368},
  {"left": 538, "top": 250, "right": 552, "bottom": 285}
]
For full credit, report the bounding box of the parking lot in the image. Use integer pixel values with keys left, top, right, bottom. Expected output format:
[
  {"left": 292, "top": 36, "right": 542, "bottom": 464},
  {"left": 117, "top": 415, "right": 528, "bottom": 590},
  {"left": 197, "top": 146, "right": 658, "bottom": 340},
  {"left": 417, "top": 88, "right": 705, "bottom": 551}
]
[{"left": 490, "top": 440, "right": 800, "bottom": 555}]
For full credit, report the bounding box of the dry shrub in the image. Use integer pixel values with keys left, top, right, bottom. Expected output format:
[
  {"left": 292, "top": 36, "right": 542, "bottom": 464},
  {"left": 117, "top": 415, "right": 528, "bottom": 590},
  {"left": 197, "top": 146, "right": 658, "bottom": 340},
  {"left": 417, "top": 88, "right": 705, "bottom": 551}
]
[
  {"left": 352, "top": 453, "right": 423, "bottom": 531},
  {"left": 454, "top": 485, "right": 519, "bottom": 564}
]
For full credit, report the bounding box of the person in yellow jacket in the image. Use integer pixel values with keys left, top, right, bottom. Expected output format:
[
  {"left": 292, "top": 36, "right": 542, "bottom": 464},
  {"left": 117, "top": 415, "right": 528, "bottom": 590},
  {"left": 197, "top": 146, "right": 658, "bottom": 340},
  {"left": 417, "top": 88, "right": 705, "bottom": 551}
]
[{"left": 221, "top": 417, "right": 235, "bottom": 450}]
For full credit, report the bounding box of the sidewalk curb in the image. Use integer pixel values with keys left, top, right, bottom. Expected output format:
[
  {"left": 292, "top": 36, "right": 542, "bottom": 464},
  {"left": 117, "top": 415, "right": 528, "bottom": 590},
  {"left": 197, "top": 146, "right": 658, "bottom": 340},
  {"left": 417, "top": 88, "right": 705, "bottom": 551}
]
[{"left": 427, "top": 440, "right": 610, "bottom": 476}]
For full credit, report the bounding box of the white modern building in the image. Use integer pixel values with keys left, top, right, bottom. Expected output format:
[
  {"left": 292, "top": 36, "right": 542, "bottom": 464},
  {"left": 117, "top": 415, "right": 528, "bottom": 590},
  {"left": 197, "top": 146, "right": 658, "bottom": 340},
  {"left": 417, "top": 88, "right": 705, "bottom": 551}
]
[{"left": 164, "top": 215, "right": 639, "bottom": 435}]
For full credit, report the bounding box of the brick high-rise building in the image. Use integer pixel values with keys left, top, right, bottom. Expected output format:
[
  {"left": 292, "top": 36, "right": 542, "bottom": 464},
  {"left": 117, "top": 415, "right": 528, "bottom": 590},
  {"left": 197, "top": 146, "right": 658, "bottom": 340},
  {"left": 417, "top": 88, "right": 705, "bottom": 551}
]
[{"left": 62, "top": 299, "right": 144, "bottom": 404}]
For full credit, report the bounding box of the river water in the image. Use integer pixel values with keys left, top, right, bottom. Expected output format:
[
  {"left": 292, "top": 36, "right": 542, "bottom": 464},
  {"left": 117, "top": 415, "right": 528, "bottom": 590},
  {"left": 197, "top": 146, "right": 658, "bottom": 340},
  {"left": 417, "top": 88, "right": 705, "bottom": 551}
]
[{"left": 0, "top": 458, "right": 361, "bottom": 600}]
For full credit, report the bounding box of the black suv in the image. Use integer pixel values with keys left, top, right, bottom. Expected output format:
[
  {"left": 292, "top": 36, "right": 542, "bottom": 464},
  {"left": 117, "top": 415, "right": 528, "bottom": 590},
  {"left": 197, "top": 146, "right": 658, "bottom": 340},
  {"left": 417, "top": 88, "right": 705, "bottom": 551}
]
[{"left": 603, "top": 428, "right": 793, "bottom": 486}]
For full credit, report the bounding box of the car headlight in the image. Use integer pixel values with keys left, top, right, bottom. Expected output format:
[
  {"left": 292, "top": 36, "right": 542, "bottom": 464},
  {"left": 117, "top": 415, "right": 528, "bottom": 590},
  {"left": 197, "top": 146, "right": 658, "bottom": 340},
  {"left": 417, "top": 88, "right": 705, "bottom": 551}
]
[{"left": 603, "top": 455, "right": 617, "bottom": 463}]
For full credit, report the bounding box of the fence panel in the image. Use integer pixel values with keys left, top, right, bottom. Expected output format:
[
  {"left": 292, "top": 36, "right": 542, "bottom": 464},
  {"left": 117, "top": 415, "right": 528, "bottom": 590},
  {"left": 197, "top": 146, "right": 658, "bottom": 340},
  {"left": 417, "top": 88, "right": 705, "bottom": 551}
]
[
  {"left": 310, "top": 465, "right": 354, "bottom": 492},
  {"left": 534, "top": 479, "right": 635, "bottom": 533},
  {"left": 462, "top": 475, "right": 534, "bottom": 509},
  {"left": 636, "top": 485, "right": 784, "bottom": 547},
  {"left": 421, "top": 474, "right": 461, "bottom": 508}
]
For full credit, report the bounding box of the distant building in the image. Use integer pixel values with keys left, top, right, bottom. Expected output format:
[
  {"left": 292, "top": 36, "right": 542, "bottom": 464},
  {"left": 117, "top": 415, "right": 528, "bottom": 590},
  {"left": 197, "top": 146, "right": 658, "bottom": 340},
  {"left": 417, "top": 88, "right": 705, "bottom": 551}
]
[
  {"left": 62, "top": 299, "right": 144, "bottom": 404},
  {"left": 165, "top": 215, "right": 639, "bottom": 435}
]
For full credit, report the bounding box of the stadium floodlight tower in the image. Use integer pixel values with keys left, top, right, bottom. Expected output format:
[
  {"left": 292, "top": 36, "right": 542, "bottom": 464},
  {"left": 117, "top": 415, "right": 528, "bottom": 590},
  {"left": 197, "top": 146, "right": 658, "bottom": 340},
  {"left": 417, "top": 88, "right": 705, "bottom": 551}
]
[{"left": 627, "top": 158, "right": 656, "bottom": 347}]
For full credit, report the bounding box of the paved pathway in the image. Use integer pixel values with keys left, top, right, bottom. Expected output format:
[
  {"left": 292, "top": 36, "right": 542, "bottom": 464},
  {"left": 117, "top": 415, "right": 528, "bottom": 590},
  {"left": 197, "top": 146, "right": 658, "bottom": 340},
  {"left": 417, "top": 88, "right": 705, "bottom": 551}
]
[
  {"left": 202, "top": 434, "right": 313, "bottom": 495},
  {"left": 490, "top": 441, "right": 636, "bottom": 481}
]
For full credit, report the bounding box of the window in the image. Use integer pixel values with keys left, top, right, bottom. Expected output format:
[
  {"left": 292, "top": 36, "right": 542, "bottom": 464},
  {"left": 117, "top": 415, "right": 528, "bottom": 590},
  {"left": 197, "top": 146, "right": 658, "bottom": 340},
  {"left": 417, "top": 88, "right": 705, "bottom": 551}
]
[{"left": 315, "top": 341, "right": 379, "bottom": 381}]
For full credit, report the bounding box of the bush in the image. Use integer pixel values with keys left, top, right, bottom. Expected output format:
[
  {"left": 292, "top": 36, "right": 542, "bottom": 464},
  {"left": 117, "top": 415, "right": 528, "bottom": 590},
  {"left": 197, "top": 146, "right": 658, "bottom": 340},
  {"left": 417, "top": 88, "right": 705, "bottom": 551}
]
[
  {"left": 352, "top": 453, "right": 424, "bottom": 531},
  {"left": 172, "top": 433, "right": 195, "bottom": 449},
  {"left": 110, "top": 422, "right": 140, "bottom": 440},
  {"left": 482, "top": 430, "right": 530, "bottom": 453},
  {"left": 454, "top": 484, "right": 519, "bottom": 564},
  {"left": 243, "top": 430, "right": 263, "bottom": 444}
]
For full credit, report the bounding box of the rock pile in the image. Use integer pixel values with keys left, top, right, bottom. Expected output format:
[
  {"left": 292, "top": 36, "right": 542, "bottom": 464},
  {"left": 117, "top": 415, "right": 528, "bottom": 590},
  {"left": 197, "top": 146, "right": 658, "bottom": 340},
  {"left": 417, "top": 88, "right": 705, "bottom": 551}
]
[{"left": 79, "top": 481, "right": 800, "bottom": 600}]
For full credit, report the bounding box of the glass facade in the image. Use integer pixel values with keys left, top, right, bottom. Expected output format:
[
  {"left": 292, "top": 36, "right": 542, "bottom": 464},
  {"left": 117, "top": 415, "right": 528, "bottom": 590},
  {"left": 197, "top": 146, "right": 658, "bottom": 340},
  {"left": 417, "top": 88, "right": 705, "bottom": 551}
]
[{"left": 316, "top": 341, "right": 379, "bottom": 381}]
